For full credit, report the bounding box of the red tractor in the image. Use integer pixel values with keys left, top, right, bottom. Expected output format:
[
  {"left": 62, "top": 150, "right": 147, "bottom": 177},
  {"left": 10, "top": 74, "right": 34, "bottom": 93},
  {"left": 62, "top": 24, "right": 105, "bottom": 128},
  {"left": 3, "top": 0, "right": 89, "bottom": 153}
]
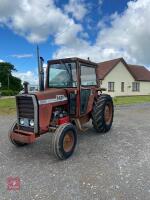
[{"left": 9, "top": 57, "right": 114, "bottom": 160}]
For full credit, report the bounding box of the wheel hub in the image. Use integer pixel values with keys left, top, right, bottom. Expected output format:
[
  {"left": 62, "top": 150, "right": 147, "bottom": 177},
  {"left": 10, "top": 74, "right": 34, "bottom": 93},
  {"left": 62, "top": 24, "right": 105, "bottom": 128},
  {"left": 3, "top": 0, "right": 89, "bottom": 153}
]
[
  {"left": 63, "top": 131, "right": 74, "bottom": 152},
  {"left": 104, "top": 103, "right": 113, "bottom": 125}
]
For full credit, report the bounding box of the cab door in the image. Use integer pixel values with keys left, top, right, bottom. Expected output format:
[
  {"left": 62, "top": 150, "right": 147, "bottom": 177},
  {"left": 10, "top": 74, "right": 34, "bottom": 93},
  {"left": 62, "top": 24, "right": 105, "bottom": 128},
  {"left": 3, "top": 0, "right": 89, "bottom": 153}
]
[{"left": 79, "top": 64, "right": 97, "bottom": 116}]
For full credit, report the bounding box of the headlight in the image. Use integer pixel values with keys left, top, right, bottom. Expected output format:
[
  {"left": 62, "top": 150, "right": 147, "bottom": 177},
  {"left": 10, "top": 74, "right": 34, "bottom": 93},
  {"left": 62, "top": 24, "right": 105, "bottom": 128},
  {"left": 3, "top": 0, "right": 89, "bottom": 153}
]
[
  {"left": 29, "top": 119, "right": 34, "bottom": 127},
  {"left": 20, "top": 118, "right": 24, "bottom": 125}
]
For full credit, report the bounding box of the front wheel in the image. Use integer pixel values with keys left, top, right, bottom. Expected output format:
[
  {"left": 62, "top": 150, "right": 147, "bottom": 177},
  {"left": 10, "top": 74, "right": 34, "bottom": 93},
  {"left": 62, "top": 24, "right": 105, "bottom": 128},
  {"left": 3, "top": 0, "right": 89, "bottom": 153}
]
[
  {"left": 52, "top": 123, "right": 77, "bottom": 160},
  {"left": 8, "top": 121, "right": 28, "bottom": 146},
  {"left": 92, "top": 94, "right": 114, "bottom": 133}
]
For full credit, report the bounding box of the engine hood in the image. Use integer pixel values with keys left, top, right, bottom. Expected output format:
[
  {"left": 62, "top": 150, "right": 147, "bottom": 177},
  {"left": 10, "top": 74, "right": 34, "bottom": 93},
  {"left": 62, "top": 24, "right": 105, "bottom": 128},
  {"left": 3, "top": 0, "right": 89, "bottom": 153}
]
[{"left": 35, "top": 88, "right": 68, "bottom": 105}]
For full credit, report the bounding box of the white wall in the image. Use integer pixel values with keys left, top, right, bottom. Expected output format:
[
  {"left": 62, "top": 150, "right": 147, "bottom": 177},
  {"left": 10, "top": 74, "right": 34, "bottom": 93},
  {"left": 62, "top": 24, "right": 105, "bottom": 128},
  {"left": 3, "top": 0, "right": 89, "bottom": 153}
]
[
  {"left": 140, "top": 82, "right": 150, "bottom": 96},
  {"left": 100, "top": 61, "right": 150, "bottom": 97}
]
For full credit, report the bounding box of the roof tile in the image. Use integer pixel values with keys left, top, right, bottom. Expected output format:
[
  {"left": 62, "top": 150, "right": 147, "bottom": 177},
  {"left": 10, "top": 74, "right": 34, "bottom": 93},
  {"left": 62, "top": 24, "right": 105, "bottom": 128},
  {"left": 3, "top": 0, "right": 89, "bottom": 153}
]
[
  {"left": 97, "top": 58, "right": 150, "bottom": 81},
  {"left": 128, "top": 64, "right": 150, "bottom": 81}
]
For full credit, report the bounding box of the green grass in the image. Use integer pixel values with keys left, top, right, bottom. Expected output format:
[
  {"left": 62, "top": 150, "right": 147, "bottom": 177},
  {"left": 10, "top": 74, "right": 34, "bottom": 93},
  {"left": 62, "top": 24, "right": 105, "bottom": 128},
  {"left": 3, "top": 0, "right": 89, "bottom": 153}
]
[
  {"left": 0, "top": 95, "right": 150, "bottom": 115},
  {"left": 113, "top": 95, "right": 150, "bottom": 105},
  {"left": 0, "top": 98, "right": 16, "bottom": 115}
]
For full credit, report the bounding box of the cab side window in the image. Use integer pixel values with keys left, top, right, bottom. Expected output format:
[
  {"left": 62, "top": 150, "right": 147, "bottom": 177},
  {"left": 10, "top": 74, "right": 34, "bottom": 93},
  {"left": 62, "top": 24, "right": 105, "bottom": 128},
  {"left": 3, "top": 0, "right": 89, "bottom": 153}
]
[{"left": 80, "top": 65, "right": 96, "bottom": 86}]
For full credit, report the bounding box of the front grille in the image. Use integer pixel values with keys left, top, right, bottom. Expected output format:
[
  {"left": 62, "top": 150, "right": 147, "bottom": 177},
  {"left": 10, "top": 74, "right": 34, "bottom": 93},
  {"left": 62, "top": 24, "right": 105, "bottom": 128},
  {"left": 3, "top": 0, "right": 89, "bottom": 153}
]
[
  {"left": 16, "top": 94, "right": 38, "bottom": 133},
  {"left": 16, "top": 96, "right": 34, "bottom": 119}
]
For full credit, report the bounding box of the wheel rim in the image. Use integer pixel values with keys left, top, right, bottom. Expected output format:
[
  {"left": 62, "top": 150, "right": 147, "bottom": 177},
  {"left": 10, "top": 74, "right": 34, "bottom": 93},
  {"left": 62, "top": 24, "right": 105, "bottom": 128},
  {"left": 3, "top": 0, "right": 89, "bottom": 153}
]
[
  {"left": 104, "top": 103, "right": 113, "bottom": 125},
  {"left": 63, "top": 131, "right": 74, "bottom": 153},
  {"left": 9, "top": 122, "right": 26, "bottom": 145},
  {"left": 9, "top": 123, "right": 17, "bottom": 142}
]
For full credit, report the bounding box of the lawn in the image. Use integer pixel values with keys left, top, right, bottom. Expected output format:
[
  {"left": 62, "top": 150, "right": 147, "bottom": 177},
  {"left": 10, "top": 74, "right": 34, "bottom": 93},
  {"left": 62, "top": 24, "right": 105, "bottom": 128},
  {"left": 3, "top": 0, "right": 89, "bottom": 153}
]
[
  {"left": 0, "top": 95, "right": 150, "bottom": 115},
  {"left": 113, "top": 95, "right": 150, "bottom": 105},
  {"left": 0, "top": 97, "right": 16, "bottom": 115}
]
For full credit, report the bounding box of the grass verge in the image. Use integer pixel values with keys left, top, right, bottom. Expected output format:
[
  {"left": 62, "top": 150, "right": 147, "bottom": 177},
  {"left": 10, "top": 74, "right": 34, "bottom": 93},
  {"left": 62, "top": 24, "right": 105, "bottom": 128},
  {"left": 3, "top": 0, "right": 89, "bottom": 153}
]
[
  {"left": 113, "top": 95, "right": 150, "bottom": 105},
  {"left": 0, "top": 95, "right": 150, "bottom": 115},
  {"left": 0, "top": 97, "right": 16, "bottom": 115}
]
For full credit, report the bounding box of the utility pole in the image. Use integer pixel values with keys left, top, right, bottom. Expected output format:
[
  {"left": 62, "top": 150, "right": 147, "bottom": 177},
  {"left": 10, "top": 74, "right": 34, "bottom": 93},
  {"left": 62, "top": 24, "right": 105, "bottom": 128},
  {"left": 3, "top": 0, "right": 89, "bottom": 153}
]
[{"left": 8, "top": 69, "right": 10, "bottom": 90}]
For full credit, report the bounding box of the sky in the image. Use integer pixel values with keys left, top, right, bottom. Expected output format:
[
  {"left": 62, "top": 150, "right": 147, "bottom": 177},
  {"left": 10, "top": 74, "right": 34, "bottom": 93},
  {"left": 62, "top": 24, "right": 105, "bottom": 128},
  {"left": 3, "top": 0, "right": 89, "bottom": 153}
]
[{"left": 0, "top": 0, "right": 150, "bottom": 84}]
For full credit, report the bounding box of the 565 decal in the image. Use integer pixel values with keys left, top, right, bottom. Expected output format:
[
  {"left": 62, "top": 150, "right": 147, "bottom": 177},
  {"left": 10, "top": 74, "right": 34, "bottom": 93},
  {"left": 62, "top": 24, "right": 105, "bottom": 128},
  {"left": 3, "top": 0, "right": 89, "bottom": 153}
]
[
  {"left": 56, "top": 95, "right": 66, "bottom": 101},
  {"left": 39, "top": 95, "right": 67, "bottom": 105}
]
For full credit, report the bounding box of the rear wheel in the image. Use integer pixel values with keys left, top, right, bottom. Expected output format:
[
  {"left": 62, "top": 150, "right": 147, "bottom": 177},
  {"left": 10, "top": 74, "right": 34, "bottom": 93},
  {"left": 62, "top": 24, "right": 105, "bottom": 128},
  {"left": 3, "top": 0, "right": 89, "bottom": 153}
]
[
  {"left": 52, "top": 123, "right": 77, "bottom": 160},
  {"left": 92, "top": 94, "right": 114, "bottom": 133},
  {"left": 8, "top": 121, "right": 27, "bottom": 146}
]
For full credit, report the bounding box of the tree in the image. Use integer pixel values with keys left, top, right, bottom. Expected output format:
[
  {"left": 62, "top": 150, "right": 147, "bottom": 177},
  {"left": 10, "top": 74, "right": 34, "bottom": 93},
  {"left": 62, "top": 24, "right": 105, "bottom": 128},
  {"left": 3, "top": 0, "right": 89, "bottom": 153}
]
[{"left": 0, "top": 62, "right": 22, "bottom": 91}]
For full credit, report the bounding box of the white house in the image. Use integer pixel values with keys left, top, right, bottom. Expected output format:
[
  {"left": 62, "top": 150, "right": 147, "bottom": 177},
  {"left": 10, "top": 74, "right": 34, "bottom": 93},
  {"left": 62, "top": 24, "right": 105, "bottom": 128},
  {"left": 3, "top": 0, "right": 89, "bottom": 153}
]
[
  {"left": 29, "top": 84, "right": 39, "bottom": 92},
  {"left": 97, "top": 58, "right": 150, "bottom": 97}
]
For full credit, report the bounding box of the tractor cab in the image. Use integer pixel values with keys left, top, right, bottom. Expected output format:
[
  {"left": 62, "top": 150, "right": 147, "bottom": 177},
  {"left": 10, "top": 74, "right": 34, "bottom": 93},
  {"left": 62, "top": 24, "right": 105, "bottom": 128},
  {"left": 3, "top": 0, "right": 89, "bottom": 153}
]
[{"left": 45, "top": 57, "right": 98, "bottom": 117}]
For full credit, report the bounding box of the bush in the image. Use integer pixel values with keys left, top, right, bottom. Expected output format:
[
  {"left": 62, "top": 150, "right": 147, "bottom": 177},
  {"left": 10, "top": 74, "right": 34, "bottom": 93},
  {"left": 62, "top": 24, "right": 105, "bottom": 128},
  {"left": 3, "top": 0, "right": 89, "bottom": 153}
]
[{"left": 0, "top": 90, "right": 19, "bottom": 96}]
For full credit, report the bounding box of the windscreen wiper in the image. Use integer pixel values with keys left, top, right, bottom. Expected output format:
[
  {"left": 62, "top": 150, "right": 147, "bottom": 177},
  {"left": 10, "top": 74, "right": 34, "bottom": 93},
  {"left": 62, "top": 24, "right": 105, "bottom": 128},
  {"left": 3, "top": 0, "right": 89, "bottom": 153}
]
[{"left": 59, "top": 60, "right": 73, "bottom": 81}]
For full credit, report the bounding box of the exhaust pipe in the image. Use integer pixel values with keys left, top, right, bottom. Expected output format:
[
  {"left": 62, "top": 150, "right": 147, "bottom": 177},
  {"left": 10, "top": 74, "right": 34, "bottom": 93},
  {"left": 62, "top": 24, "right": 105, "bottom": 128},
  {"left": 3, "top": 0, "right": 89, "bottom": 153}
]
[
  {"left": 39, "top": 57, "right": 44, "bottom": 91},
  {"left": 37, "top": 46, "right": 44, "bottom": 91},
  {"left": 23, "top": 81, "right": 29, "bottom": 94}
]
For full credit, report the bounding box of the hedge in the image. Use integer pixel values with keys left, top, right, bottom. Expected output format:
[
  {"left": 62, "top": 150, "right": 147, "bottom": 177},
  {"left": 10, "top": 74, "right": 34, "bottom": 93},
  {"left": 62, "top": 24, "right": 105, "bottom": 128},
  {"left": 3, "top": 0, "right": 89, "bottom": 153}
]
[{"left": 0, "top": 90, "right": 19, "bottom": 96}]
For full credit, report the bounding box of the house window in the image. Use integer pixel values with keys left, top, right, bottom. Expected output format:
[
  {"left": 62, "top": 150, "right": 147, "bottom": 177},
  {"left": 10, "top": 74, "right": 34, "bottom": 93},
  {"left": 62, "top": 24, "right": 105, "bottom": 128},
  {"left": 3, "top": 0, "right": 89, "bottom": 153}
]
[
  {"left": 132, "top": 82, "right": 140, "bottom": 91},
  {"left": 108, "top": 82, "right": 115, "bottom": 92},
  {"left": 121, "top": 82, "right": 124, "bottom": 92}
]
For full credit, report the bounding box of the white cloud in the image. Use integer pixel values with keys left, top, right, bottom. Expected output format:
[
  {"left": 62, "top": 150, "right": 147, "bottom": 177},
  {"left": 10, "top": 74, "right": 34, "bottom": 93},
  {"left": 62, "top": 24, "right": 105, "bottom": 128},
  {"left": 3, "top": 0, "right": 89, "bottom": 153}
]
[
  {"left": 11, "top": 54, "right": 33, "bottom": 58},
  {"left": 54, "top": 0, "right": 150, "bottom": 67},
  {"left": 13, "top": 71, "right": 38, "bottom": 85},
  {"left": 98, "top": 0, "right": 103, "bottom": 5},
  {"left": 0, "top": 0, "right": 83, "bottom": 45},
  {"left": 97, "top": 0, "right": 103, "bottom": 13},
  {"left": 54, "top": 23, "right": 83, "bottom": 46},
  {"left": 13, "top": 63, "right": 48, "bottom": 85},
  {"left": 95, "top": 0, "right": 150, "bottom": 65},
  {"left": 64, "top": 0, "right": 88, "bottom": 21},
  {"left": 0, "top": 59, "right": 4, "bottom": 62},
  {"left": 1, "top": 0, "right": 150, "bottom": 69}
]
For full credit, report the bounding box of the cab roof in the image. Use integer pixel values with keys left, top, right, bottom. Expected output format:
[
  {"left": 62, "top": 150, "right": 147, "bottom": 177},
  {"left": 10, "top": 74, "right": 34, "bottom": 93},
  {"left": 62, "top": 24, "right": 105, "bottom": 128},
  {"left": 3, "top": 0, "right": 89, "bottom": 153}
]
[{"left": 47, "top": 57, "right": 97, "bottom": 67}]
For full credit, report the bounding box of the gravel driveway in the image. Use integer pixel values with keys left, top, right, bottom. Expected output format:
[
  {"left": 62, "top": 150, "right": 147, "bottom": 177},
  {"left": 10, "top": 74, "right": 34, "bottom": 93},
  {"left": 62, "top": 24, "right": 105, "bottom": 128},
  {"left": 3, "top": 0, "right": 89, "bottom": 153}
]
[{"left": 0, "top": 103, "right": 150, "bottom": 200}]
